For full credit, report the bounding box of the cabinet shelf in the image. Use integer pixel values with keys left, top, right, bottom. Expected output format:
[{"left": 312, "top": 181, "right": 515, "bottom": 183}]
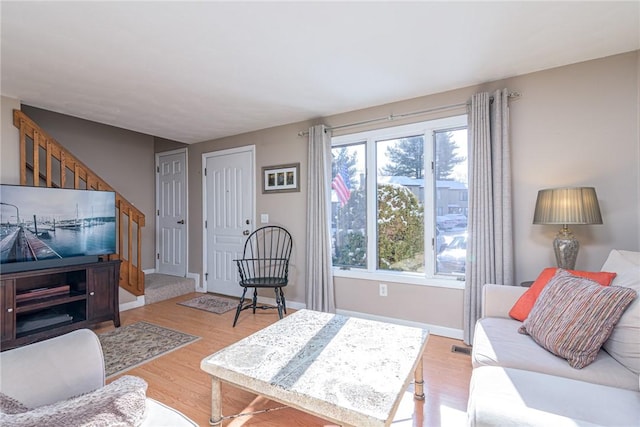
[{"left": 15, "top": 293, "right": 87, "bottom": 314}]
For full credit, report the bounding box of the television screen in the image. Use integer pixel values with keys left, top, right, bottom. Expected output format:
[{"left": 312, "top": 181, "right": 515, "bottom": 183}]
[{"left": 0, "top": 185, "right": 117, "bottom": 273}]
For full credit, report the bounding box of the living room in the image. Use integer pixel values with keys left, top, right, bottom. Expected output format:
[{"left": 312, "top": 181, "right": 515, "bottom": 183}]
[{"left": 1, "top": 2, "right": 639, "bottom": 426}]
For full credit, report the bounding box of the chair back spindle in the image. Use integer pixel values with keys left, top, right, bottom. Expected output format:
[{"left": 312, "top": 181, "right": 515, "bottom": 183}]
[{"left": 233, "top": 226, "right": 292, "bottom": 327}]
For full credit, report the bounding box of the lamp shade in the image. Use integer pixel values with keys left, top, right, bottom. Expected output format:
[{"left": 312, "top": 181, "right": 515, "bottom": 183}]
[{"left": 533, "top": 187, "right": 603, "bottom": 225}]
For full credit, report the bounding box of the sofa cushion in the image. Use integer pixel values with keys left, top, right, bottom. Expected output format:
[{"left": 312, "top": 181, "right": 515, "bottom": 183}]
[
  {"left": 473, "top": 317, "right": 639, "bottom": 390},
  {"left": 467, "top": 366, "right": 640, "bottom": 427},
  {"left": 140, "top": 398, "right": 199, "bottom": 427},
  {"left": 519, "top": 270, "right": 636, "bottom": 369},
  {"left": 601, "top": 249, "right": 640, "bottom": 374},
  {"left": 508, "top": 267, "right": 616, "bottom": 321},
  {"left": 0, "top": 375, "right": 147, "bottom": 427}
]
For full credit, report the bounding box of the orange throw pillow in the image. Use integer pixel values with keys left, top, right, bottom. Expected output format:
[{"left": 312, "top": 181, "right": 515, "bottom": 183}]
[{"left": 509, "top": 268, "right": 617, "bottom": 321}]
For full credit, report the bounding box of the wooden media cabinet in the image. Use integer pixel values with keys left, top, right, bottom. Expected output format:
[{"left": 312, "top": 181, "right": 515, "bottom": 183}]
[{"left": 0, "top": 259, "right": 120, "bottom": 350}]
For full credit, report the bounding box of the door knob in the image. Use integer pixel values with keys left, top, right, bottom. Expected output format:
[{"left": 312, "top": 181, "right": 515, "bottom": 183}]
[
  {"left": 177, "top": 219, "right": 185, "bottom": 224},
  {"left": 243, "top": 230, "right": 250, "bottom": 236}
]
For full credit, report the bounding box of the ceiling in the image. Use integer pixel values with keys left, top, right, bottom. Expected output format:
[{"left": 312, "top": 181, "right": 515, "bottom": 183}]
[{"left": 2, "top": 1, "right": 639, "bottom": 144}]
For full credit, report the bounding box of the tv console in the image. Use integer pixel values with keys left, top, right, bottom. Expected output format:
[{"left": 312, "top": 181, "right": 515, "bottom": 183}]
[{"left": 0, "top": 260, "right": 120, "bottom": 351}]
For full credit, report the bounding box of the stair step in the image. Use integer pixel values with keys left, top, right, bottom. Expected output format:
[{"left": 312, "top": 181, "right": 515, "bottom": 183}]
[{"left": 145, "top": 273, "right": 195, "bottom": 305}]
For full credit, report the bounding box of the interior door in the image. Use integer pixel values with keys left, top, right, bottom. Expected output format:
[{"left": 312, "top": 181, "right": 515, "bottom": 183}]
[
  {"left": 203, "top": 146, "right": 254, "bottom": 296},
  {"left": 156, "top": 149, "right": 187, "bottom": 277}
]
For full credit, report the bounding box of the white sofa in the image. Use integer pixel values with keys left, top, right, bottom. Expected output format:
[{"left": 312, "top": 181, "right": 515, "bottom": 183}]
[
  {"left": 0, "top": 328, "right": 197, "bottom": 426},
  {"left": 467, "top": 250, "right": 640, "bottom": 426}
]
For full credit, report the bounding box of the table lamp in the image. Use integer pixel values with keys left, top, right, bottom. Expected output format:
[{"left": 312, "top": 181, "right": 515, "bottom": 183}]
[{"left": 533, "top": 187, "right": 603, "bottom": 270}]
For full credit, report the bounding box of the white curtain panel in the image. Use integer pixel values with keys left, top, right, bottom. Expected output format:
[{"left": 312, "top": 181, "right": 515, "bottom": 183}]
[
  {"left": 464, "top": 89, "right": 514, "bottom": 345},
  {"left": 305, "top": 124, "right": 336, "bottom": 313}
]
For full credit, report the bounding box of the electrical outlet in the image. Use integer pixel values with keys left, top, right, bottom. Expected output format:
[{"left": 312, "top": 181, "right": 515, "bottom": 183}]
[{"left": 379, "top": 283, "right": 388, "bottom": 297}]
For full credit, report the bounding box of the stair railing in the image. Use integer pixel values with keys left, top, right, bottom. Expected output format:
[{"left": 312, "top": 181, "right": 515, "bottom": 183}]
[{"left": 13, "top": 110, "right": 145, "bottom": 296}]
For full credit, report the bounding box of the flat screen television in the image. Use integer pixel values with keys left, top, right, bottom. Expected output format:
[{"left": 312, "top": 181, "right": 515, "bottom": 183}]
[{"left": 0, "top": 184, "right": 117, "bottom": 273}]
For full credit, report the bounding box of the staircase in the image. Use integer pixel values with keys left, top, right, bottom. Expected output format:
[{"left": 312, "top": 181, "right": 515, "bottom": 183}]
[{"left": 13, "top": 110, "right": 146, "bottom": 296}]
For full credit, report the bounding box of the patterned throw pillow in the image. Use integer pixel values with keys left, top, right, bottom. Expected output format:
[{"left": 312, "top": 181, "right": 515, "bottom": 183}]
[
  {"left": 0, "top": 393, "right": 28, "bottom": 415},
  {"left": 519, "top": 269, "right": 637, "bottom": 369},
  {"left": 509, "top": 267, "right": 616, "bottom": 321}
]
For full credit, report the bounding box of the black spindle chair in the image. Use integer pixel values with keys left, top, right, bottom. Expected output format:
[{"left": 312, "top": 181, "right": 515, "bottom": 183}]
[{"left": 232, "top": 226, "right": 293, "bottom": 327}]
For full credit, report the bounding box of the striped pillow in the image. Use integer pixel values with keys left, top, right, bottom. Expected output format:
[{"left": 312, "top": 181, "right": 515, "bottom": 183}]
[{"left": 519, "top": 269, "right": 637, "bottom": 369}]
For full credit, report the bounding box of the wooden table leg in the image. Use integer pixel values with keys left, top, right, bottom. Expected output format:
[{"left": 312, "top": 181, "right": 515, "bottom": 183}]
[
  {"left": 209, "top": 377, "right": 223, "bottom": 426},
  {"left": 414, "top": 359, "right": 425, "bottom": 401}
]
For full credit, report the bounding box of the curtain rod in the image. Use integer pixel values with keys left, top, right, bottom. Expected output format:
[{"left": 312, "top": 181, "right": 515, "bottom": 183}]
[{"left": 297, "top": 91, "right": 521, "bottom": 137}]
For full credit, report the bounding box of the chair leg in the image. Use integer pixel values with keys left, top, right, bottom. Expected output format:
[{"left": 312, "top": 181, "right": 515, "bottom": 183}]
[
  {"left": 233, "top": 287, "right": 248, "bottom": 327},
  {"left": 252, "top": 288, "right": 258, "bottom": 314},
  {"left": 279, "top": 288, "right": 287, "bottom": 314},
  {"left": 274, "top": 288, "right": 284, "bottom": 320}
]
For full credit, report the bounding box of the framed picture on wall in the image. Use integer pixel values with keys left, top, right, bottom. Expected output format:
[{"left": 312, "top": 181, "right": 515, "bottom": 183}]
[{"left": 262, "top": 163, "right": 300, "bottom": 193}]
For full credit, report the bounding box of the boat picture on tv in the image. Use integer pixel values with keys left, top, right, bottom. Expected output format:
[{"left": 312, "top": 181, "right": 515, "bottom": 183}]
[{"left": 0, "top": 185, "right": 117, "bottom": 269}]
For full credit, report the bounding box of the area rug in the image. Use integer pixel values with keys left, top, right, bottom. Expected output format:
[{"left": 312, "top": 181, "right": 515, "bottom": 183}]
[
  {"left": 98, "top": 321, "right": 200, "bottom": 378},
  {"left": 178, "top": 294, "right": 238, "bottom": 314}
]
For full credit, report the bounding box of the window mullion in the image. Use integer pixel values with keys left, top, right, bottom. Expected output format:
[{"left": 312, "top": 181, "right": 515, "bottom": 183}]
[
  {"left": 366, "top": 136, "right": 377, "bottom": 272},
  {"left": 424, "top": 130, "right": 436, "bottom": 275}
]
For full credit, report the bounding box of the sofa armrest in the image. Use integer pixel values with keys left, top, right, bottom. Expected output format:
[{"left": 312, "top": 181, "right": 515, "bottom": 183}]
[
  {"left": 482, "top": 284, "right": 527, "bottom": 318},
  {"left": 0, "top": 329, "right": 105, "bottom": 408}
]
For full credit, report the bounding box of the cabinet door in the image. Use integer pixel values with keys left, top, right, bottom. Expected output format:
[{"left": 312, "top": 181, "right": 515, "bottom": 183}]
[
  {"left": 0, "top": 279, "right": 16, "bottom": 343},
  {"left": 87, "top": 264, "right": 116, "bottom": 322}
]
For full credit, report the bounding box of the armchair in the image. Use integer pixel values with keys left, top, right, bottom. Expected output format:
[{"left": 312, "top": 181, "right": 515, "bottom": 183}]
[{"left": 0, "top": 329, "right": 197, "bottom": 426}]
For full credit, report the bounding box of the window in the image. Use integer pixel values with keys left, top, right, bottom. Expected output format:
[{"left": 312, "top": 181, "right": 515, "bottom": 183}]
[{"left": 331, "top": 115, "right": 468, "bottom": 280}]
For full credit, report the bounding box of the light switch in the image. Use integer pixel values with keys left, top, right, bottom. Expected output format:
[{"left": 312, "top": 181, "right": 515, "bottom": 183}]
[{"left": 260, "top": 214, "right": 269, "bottom": 224}]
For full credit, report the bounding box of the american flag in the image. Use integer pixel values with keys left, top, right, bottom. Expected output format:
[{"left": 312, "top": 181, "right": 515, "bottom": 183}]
[{"left": 332, "top": 165, "right": 351, "bottom": 207}]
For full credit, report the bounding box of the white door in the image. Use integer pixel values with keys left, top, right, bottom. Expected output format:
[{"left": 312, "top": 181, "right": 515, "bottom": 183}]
[
  {"left": 156, "top": 149, "right": 188, "bottom": 276},
  {"left": 203, "top": 146, "right": 254, "bottom": 296}
]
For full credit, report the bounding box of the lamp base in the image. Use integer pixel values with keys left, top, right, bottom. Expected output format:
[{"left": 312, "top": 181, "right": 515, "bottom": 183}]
[{"left": 553, "top": 225, "right": 579, "bottom": 270}]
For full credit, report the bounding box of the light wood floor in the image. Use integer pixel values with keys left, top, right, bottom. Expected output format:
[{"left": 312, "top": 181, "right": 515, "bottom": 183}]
[{"left": 93, "top": 293, "right": 472, "bottom": 426}]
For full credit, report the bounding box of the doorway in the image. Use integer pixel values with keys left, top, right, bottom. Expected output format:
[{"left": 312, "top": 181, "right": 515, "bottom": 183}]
[
  {"left": 155, "top": 149, "right": 188, "bottom": 277},
  {"left": 202, "top": 146, "right": 255, "bottom": 296}
]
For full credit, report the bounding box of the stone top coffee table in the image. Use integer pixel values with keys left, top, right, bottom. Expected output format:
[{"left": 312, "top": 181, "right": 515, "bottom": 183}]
[{"left": 200, "top": 309, "right": 429, "bottom": 426}]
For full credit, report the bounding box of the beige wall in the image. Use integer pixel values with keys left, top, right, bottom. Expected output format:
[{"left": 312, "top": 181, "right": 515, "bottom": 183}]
[
  {"left": 2, "top": 51, "right": 637, "bottom": 336},
  {"left": 17, "top": 105, "right": 158, "bottom": 270},
  {"left": 188, "top": 51, "right": 639, "bottom": 335},
  {"left": 187, "top": 121, "right": 312, "bottom": 304},
  {"left": 155, "top": 137, "right": 188, "bottom": 153},
  {"left": 1, "top": 96, "right": 21, "bottom": 184},
  {"left": 506, "top": 52, "right": 639, "bottom": 280}
]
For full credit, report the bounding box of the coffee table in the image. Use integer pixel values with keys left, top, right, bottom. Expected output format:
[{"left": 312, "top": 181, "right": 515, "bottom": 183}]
[{"left": 200, "top": 309, "right": 429, "bottom": 426}]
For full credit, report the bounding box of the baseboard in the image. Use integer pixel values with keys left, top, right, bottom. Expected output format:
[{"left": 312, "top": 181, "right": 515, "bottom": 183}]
[
  {"left": 258, "top": 295, "right": 306, "bottom": 311},
  {"left": 254, "top": 297, "right": 463, "bottom": 340},
  {"left": 335, "top": 309, "right": 463, "bottom": 340},
  {"left": 188, "top": 272, "right": 205, "bottom": 292},
  {"left": 119, "top": 295, "right": 145, "bottom": 312},
  {"left": 143, "top": 268, "right": 155, "bottom": 275}
]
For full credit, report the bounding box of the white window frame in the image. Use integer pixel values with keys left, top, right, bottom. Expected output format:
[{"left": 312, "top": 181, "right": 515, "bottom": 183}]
[{"left": 331, "top": 114, "right": 467, "bottom": 289}]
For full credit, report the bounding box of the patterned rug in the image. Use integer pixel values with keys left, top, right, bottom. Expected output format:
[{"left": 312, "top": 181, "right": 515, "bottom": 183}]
[
  {"left": 98, "top": 321, "right": 200, "bottom": 378},
  {"left": 178, "top": 294, "right": 238, "bottom": 314}
]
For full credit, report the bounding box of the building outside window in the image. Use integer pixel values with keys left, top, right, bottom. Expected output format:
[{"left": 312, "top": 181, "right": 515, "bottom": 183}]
[{"left": 330, "top": 115, "right": 468, "bottom": 280}]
